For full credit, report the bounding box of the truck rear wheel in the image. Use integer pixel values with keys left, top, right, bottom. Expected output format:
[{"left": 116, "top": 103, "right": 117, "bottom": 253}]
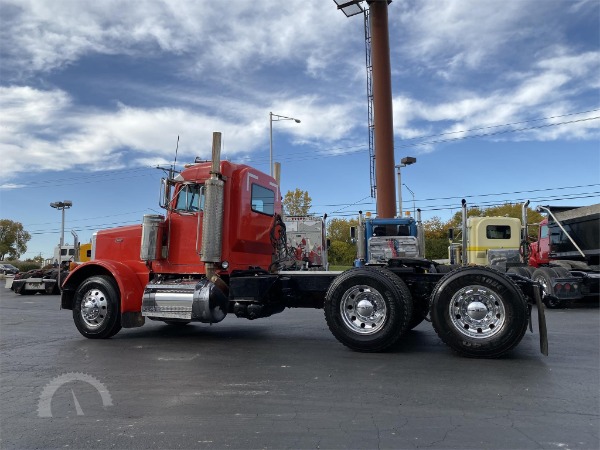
[
  {"left": 73, "top": 276, "right": 122, "bottom": 339},
  {"left": 324, "top": 267, "right": 413, "bottom": 352},
  {"left": 430, "top": 267, "right": 529, "bottom": 358}
]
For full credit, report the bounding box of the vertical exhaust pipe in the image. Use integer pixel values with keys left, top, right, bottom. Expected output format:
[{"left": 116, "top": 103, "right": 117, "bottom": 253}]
[
  {"left": 461, "top": 199, "right": 468, "bottom": 265},
  {"left": 201, "top": 132, "right": 225, "bottom": 280},
  {"left": 273, "top": 162, "right": 281, "bottom": 186},
  {"left": 521, "top": 200, "right": 530, "bottom": 263},
  {"left": 71, "top": 230, "right": 79, "bottom": 262},
  {"left": 416, "top": 208, "right": 425, "bottom": 258},
  {"left": 356, "top": 211, "right": 366, "bottom": 263}
]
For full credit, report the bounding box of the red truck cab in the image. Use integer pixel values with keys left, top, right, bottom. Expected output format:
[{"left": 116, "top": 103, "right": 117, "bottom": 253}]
[
  {"left": 528, "top": 218, "right": 550, "bottom": 268},
  {"left": 62, "top": 159, "right": 282, "bottom": 320}
]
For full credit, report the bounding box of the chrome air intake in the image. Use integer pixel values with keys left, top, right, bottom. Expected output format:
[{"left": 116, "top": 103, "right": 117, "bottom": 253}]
[{"left": 140, "top": 214, "right": 164, "bottom": 262}]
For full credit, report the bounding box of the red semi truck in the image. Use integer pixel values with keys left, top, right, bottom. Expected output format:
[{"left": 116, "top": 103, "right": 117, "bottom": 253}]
[
  {"left": 60, "top": 133, "right": 547, "bottom": 357},
  {"left": 522, "top": 204, "right": 600, "bottom": 308}
]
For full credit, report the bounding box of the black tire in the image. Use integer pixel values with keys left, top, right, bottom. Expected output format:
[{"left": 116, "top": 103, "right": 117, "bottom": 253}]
[
  {"left": 549, "top": 266, "right": 572, "bottom": 308},
  {"left": 551, "top": 266, "right": 570, "bottom": 278},
  {"left": 324, "top": 267, "right": 413, "bottom": 352},
  {"left": 73, "top": 276, "right": 122, "bottom": 339},
  {"left": 430, "top": 266, "right": 529, "bottom": 358},
  {"left": 533, "top": 267, "right": 564, "bottom": 309}
]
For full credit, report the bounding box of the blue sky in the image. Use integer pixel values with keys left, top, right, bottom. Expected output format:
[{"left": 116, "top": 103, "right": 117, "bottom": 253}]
[{"left": 1, "top": 0, "right": 599, "bottom": 261}]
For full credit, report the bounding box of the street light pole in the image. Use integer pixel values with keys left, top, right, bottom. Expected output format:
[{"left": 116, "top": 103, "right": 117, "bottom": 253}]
[
  {"left": 395, "top": 156, "right": 416, "bottom": 217},
  {"left": 269, "top": 111, "right": 301, "bottom": 176},
  {"left": 50, "top": 200, "right": 73, "bottom": 292}
]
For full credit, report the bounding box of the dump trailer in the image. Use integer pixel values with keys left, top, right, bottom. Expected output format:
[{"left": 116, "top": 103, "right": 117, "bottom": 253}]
[
  {"left": 523, "top": 204, "right": 600, "bottom": 307},
  {"left": 60, "top": 133, "right": 547, "bottom": 358}
]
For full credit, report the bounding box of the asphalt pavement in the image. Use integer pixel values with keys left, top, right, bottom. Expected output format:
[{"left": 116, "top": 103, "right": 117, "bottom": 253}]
[{"left": 1, "top": 286, "right": 598, "bottom": 450}]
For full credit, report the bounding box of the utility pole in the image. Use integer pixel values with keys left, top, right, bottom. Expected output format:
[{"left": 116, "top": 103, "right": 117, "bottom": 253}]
[{"left": 334, "top": 0, "right": 396, "bottom": 217}]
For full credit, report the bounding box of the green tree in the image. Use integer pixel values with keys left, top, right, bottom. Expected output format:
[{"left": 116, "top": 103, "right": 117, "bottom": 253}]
[
  {"left": 283, "top": 189, "right": 312, "bottom": 216},
  {"left": 448, "top": 203, "right": 544, "bottom": 234},
  {"left": 423, "top": 216, "right": 451, "bottom": 260},
  {"left": 0, "top": 219, "right": 31, "bottom": 260},
  {"left": 326, "top": 218, "right": 359, "bottom": 266},
  {"left": 327, "top": 217, "right": 358, "bottom": 243}
]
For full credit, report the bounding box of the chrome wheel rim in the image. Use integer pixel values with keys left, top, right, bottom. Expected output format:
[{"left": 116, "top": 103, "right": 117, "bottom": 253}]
[
  {"left": 340, "top": 285, "right": 387, "bottom": 335},
  {"left": 80, "top": 288, "right": 108, "bottom": 328},
  {"left": 449, "top": 284, "right": 506, "bottom": 339}
]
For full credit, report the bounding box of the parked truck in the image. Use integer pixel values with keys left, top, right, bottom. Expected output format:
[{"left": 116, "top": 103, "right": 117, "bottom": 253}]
[
  {"left": 60, "top": 132, "right": 547, "bottom": 357},
  {"left": 283, "top": 215, "right": 328, "bottom": 269},
  {"left": 352, "top": 211, "right": 424, "bottom": 266},
  {"left": 522, "top": 203, "right": 600, "bottom": 308},
  {"left": 449, "top": 200, "right": 521, "bottom": 271}
]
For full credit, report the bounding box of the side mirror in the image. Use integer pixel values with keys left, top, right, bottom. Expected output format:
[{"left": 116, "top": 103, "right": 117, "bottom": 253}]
[
  {"left": 326, "top": 238, "right": 331, "bottom": 250},
  {"left": 159, "top": 178, "right": 171, "bottom": 209},
  {"left": 350, "top": 226, "right": 356, "bottom": 243}
]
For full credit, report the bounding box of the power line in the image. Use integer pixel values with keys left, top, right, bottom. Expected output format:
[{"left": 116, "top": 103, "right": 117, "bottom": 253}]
[
  {"left": 396, "top": 116, "right": 600, "bottom": 149},
  {"left": 311, "top": 183, "right": 600, "bottom": 208},
  {"left": 396, "top": 108, "right": 600, "bottom": 143},
  {"left": 24, "top": 210, "right": 150, "bottom": 227},
  {"left": 323, "top": 192, "right": 599, "bottom": 218}
]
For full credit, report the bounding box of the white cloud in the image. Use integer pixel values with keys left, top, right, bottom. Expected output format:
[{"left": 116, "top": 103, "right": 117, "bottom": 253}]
[
  {"left": 392, "top": 45, "right": 600, "bottom": 145},
  {"left": 0, "top": 1, "right": 597, "bottom": 182},
  {"left": 0, "top": 86, "right": 364, "bottom": 182},
  {"left": 1, "top": 0, "right": 353, "bottom": 80}
]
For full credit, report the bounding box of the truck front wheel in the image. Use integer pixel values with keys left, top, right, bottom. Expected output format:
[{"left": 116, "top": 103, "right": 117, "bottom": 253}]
[
  {"left": 430, "top": 267, "right": 528, "bottom": 358},
  {"left": 73, "top": 276, "right": 122, "bottom": 339},
  {"left": 324, "top": 267, "right": 413, "bottom": 352}
]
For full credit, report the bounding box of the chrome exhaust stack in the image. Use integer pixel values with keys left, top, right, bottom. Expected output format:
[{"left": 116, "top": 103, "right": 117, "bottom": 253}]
[
  {"left": 201, "top": 132, "right": 225, "bottom": 280},
  {"left": 199, "top": 131, "right": 228, "bottom": 322},
  {"left": 461, "top": 199, "right": 468, "bottom": 265}
]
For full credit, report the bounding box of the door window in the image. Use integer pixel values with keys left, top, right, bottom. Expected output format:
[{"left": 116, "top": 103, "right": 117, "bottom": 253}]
[{"left": 251, "top": 184, "right": 275, "bottom": 215}]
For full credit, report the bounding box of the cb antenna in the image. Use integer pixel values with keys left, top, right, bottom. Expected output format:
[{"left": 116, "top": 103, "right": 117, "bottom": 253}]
[{"left": 170, "top": 135, "right": 180, "bottom": 179}]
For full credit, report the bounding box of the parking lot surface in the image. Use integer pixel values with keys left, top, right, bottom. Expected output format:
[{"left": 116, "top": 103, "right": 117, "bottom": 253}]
[{"left": 1, "top": 287, "right": 598, "bottom": 449}]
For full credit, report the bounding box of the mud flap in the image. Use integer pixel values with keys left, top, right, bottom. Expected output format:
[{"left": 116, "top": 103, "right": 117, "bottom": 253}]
[{"left": 534, "top": 285, "right": 549, "bottom": 356}]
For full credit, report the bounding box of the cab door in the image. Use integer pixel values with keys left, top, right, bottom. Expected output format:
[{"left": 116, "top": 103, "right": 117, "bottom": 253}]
[{"left": 166, "top": 183, "right": 205, "bottom": 268}]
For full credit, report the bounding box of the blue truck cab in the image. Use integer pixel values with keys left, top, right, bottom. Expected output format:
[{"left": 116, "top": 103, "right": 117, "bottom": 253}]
[{"left": 352, "top": 212, "right": 423, "bottom": 266}]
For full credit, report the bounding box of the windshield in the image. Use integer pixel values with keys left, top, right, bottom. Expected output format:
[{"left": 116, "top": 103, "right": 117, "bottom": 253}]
[{"left": 174, "top": 184, "right": 204, "bottom": 212}]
